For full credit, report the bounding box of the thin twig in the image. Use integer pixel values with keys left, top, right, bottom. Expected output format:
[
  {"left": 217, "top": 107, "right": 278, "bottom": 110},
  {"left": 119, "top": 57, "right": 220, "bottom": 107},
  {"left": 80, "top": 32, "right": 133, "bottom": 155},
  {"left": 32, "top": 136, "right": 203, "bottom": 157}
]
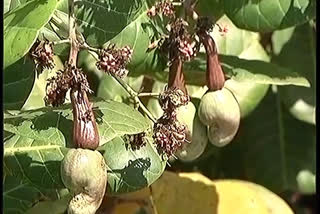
[
  {"left": 138, "top": 92, "right": 160, "bottom": 97},
  {"left": 81, "top": 42, "right": 100, "bottom": 53},
  {"left": 148, "top": 186, "right": 158, "bottom": 214},
  {"left": 52, "top": 39, "right": 70, "bottom": 45},
  {"left": 86, "top": 49, "right": 157, "bottom": 123},
  {"left": 68, "top": 0, "right": 78, "bottom": 66},
  {"left": 111, "top": 75, "right": 157, "bottom": 123}
]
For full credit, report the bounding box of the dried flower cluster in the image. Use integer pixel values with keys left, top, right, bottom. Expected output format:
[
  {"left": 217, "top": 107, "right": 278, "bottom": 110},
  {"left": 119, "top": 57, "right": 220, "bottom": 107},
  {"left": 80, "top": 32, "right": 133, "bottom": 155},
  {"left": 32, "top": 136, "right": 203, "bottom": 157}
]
[
  {"left": 96, "top": 44, "right": 133, "bottom": 78},
  {"left": 147, "top": 1, "right": 175, "bottom": 18},
  {"left": 126, "top": 132, "right": 148, "bottom": 151},
  {"left": 163, "top": 18, "right": 199, "bottom": 62},
  {"left": 153, "top": 86, "right": 189, "bottom": 157},
  {"left": 30, "top": 39, "right": 55, "bottom": 72},
  {"left": 153, "top": 112, "right": 187, "bottom": 157},
  {"left": 159, "top": 85, "right": 189, "bottom": 113},
  {"left": 45, "top": 63, "right": 91, "bottom": 106}
]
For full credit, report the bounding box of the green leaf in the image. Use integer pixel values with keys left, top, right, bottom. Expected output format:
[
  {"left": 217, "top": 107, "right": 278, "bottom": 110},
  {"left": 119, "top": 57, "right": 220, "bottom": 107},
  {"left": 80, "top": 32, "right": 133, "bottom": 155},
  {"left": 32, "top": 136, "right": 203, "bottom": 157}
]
[
  {"left": 3, "top": 175, "right": 67, "bottom": 214},
  {"left": 150, "top": 15, "right": 309, "bottom": 88},
  {"left": 97, "top": 74, "right": 145, "bottom": 105},
  {"left": 4, "top": 175, "right": 44, "bottom": 214},
  {"left": 4, "top": 57, "right": 35, "bottom": 110},
  {"left": 107, "top": 10, "right": 167, "bottom": 75},
  {"left": 217, "top": 89, "right": 316, "bottom": 193},
  {"left": 223, "top": 0, "right": 316, "bottom": 32},
  {"left": 4, "top": 100, "right": 164, "bottom": 193},
  {"left": 100, "top": 136, "right": 166, "bottom": 194},
  {"left": 174, "top": 53, "right": 310, "bottom": 87},
  {"left": 195, "top": 0, "right": 224, "bottom": 19},
  {"left": 4, "top": 0, "right": 26, "bottom": 14},
  {"left": 75, "top": 0, "right": 156, "bottom": 46},
  {"left": 225, "top": 80, "right": 269, "bottom": 118},
  {"left": 4, "top": 100, "right": 150, "bottom": 144},
  {"left": 73, "top": 0, "right": 167, "bottom": 75},
  {"left": 4, "top": 0, "right": 59, "bottom": 68},
  {"left": 272, "top": 23, "right": 316, "bottom": 125},
  {"left": 25, "top": 194, "right": 71, "bottom": 214}
]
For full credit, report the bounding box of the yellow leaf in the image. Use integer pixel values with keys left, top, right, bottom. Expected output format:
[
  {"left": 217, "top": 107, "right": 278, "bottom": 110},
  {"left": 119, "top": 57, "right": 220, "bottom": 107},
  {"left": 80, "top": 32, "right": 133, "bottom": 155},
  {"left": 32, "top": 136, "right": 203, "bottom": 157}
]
[{"left": 110, "top": 171, "right": 294, "bottom": 214}]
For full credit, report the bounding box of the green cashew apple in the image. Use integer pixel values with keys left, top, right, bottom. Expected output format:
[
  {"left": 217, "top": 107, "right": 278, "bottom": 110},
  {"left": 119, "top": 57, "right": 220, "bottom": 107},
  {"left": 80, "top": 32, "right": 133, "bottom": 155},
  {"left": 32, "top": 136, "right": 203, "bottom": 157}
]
[
  {"left": 198, "top": 88, "right": 240, "bottom": 147},
  {"left": 61, "top": 149, "right": 107, "bottom": 214},
  {"left": 175, "top": 102, "right": 208, "bottom": 161}
]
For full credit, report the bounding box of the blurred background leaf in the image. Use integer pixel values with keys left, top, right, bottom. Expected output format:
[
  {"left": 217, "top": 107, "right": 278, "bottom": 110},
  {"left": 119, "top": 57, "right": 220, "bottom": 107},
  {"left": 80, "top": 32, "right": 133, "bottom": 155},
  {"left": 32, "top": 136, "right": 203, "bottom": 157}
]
[
  {"left": 272, "top": 22, "right": 316, "bottom": 125},
  {"left": 223, "top": 0, "right": 316, "bottom": 32}
]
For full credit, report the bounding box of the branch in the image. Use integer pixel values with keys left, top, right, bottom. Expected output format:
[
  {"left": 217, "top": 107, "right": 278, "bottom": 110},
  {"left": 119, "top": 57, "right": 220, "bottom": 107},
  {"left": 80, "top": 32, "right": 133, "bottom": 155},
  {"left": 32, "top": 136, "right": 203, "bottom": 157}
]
[
  {"left": 138, "top": 92, "right": 160, "bottom": 97},
  {"left": 86, "top": 50, "right": 157, "bottom": 123},
  {"left": 52, "top": 39, "right": 70, "bottom": 45},
  {"left": 68, "top": 0, "right": 78, "bottom": 66}
]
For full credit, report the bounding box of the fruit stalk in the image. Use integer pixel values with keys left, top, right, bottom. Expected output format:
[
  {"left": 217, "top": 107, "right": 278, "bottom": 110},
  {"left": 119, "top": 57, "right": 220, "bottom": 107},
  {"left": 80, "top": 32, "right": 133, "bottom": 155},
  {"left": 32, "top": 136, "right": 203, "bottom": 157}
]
[
  {"left": 199, "top": 32, "right": 225, "bottom": 91},
  {"left": 168, "top": 56, "right": 187, "bottom": 95}
]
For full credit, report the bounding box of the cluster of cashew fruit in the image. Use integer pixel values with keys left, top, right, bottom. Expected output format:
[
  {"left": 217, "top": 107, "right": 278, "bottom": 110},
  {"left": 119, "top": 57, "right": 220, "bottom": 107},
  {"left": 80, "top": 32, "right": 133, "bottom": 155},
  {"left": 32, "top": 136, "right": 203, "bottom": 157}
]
[
  {"left": 197, "top": 27, "right": 241, "bottom": 147},
  {"left": 173, "top": 23, "right": 241, "bottom": 161},
  {"left": 58, "top": 69, "right": 106, "bottom": 213},
  {"left": 60, "top": 93, "right": 107, "bottom": 214}
]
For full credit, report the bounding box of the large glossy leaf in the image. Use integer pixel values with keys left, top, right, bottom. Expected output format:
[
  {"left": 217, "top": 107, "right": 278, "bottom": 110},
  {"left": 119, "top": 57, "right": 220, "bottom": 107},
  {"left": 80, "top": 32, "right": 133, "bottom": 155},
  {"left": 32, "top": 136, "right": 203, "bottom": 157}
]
[
  {"left": 4, "top": 175, "right": 45, "bottom": 214},
  {"left": 4, "top": 57, "right": 35, "bottom": 110},
  {"left": 4, "top": 0, "right": 25, "bottom": 14},
  {"left": 97, "top": 74, "right": 145, "bottom": 104},
  {"left": 72, "top": 0, "right": 167, "bottom": 75},
  {"left": 100, "top": 136, "right": 166, "bottom": 194},
  {"left": 217, "top": 89, "right": 316, "bottom": 193},
  {"left": 195, "top": 0, "right": 224, "bottom": 19},
  {"left": 4, "top": 100, "right": 150, "bottom": 144},
  {"left": 150, "top": 53, "right": 309, "bottom": 95},
  {"left": 272, "top": 23, "right": 316, "bottom": 125},
  {"left": 25, "top": 194, "right": 71, "bottom": 214},
  {"left": 223, "top": 0, "right": 316, "bottom": 32},
  {"left": 4, "top": 100, "right": 165, "bottom": 193},
  {"left": 107, "top": 9, "right": 167, "bottom": 75},
  {"left": 150, "top": 15, "right": 309, "bottom": 88},
  {"left": 3, "top": 174, "right": 68, "bottom": 214},
  {"left": 4, "top": 0, "right": 59, "bottom": 68},
  {"left": 110, "top": 171, "right": 294, "bottom": 214},
  {"left": 159, "top": 53, "right": 310, "bottom": 88},
  {"left": 74, "top": 0, "right": 152, "bottom": 46}
]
